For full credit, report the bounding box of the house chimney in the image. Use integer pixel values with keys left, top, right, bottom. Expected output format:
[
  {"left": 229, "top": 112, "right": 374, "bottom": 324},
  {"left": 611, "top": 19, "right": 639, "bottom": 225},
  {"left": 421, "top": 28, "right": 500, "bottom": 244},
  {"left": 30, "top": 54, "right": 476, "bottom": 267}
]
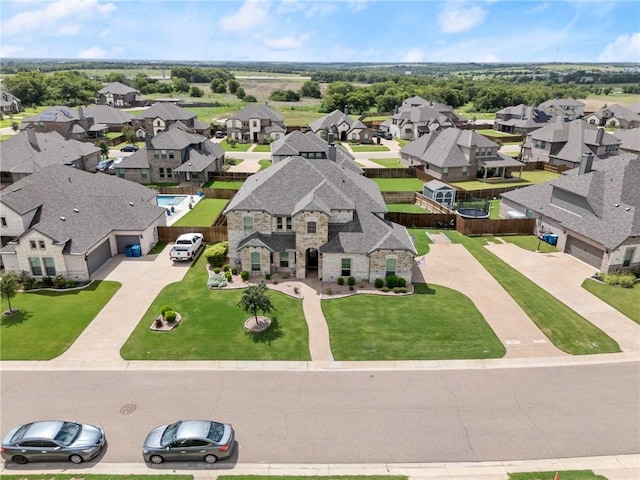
[
  {"left": 327, "top": 132, "right": 336, "bottom": 162},
  {"left": 78, "top": 107, "right": 85, "bottom": 120},
  {"left": 596, "top": 127, "right": 604, "bottom": 145},
  {"left": 521, "top": 104, "right": 526, "bottom": 119},
  {"left": 344, "top": 106, "right": 349, "bottom": 116},
  {"left": 26, "top": 126, "right": 38, "bottom": 148},
  {"left": 394, "top": 105, "right": 399, "bottom": 114},
  {"left": 579, "top": 152, "right": 594, "bottom": 175},
  {"left": 145, "top": 132, "right": 152, "bottom": 148}
]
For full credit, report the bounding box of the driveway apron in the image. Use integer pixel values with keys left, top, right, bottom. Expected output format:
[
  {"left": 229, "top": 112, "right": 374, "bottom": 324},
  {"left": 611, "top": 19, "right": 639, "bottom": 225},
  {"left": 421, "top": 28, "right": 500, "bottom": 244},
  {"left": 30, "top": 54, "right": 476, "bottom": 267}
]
[
  {"left": 486, "top": 243, "right": 640, "bottom": 353},
  {"left": 413, "top": 242, "right": 565, "bottom": 358}
]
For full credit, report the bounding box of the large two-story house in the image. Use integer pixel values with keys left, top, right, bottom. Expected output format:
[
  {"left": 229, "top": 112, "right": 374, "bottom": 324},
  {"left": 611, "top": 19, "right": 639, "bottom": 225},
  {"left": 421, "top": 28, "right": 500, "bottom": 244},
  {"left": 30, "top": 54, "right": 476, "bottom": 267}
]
[
  {"left": 83, "top": 104, "right": 133, "bottom": 132},
  {"left": 21, "top": 106, "right": 108, "bottom": 141},
  {"left": 308, "top": 108, "right": 374, "bottom": 143},
  {"left": 381, "top": 96, "right": 464, "bottom": 140},
  {"left": 400, "top": 128, "right": 523, "bottom": 182},
  {"left": 0, "top": 91, "right": 21, "bottom": 114},
  {"left": 538, "top": 98, "right": 585, "bottom": 120},
  {"left": 0, "top": 164, "right": 166, "bottom": 280},
  {"left": 95, "top": 81, "right": 142, "bottom": 108},
  {"left": 501, "top": 153, "right": 640, "bottom": 272},
  {"left": 1, "top": 128, "right": 101, "bottom": 186},
  {"left": 223, "top": 155, "right": 415, "bottom": 283},
  {"left": 132, "top": 103, "right": 211, "bottom": 138},
  {"left": 494, "top": 104, "right": 554, "bottom": 134},
  {"left": 226, "top": 104, "right": 286, "bottom": 143},
  {"left": 521, "top": 119, "right": 622, "bottom": 168},
  {"left": 584, "top": 104, "right": 640, "bottom": 130},
  {"left": 117, "top": 122, "right": 224, "bottom": 185}
]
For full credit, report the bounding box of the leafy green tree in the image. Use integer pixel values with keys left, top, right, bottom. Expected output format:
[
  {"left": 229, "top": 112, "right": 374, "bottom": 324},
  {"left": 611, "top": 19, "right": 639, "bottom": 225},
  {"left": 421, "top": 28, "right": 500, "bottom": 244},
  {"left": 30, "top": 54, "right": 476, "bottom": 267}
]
[
  {"left": 173, "top": 77, "right": 190, "bottom": 93},
  {"left": 11, "top": 122, "right": 20, "bottom": 132},
  {"left": 236, "top": 87, "right": 246, "bottom": 99},
  {"left": 122, "top": 125, "right": 137, "bottom": 143},
  {"left": 0, "top": 271, "right": 19, "bottom": 314},
  {"left": 210, "top": 78, "right": 227, "bottom": 93},
  {"left": 237, "top": 282, "right": 274, "bottom": 322},
  {"left": 228, "top": 79, "right": 240, "bottom": 94},
  {"left": 98, "top": 141, "right": 109, "bottom": 159},
  {"left": 269, "top": 89, "right": 300, "bottom": 102},
  {"left": 190, "top": 86, "right": 204, "bottom": 97},
  {"left": 104, "top": 72, "right": 129, "bottom": 84},
  {"left": 3, "top": 70, "right": 48, "bottom": 105},
  {"left": 299, "top": 80, "right": 321, "bottom": 98},
  {"left": 244, "top": 95, "right": 257, "bottom": 102}
]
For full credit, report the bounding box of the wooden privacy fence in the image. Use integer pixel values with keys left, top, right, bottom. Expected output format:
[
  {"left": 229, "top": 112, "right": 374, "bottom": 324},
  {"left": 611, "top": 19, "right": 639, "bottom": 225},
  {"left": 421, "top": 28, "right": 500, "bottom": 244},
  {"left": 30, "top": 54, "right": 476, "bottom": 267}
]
[
  {"left": 364, "top": 167, "right": 417, "bottom": 178},
  {"left": 385, "top": 212, "right": 457, "bottom": 228},
  {"left": 382, "top": 191, "right": 416, "bottom": 203},
  {"left": 456, "top": 217, "right": 536, "bottom": 236},
  {"left": 157, "top": 226, "right": 228, "bottom": 244},
  {"left": 157, "top": 186, "right": 237, "bottom": 199}
]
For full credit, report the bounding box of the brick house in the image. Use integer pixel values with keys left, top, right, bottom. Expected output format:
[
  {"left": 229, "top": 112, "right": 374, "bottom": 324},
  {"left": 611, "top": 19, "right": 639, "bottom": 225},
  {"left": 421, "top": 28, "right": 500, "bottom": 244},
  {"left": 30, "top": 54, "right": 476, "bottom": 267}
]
[
  {"left": 21, "top": 106, "right": 108, "bottom": 141},
  {"left": 132, "top": 103, "right": 211, "bottom": 138},
  {"left": 226, "top": 104, "right": 286, "bottom": 143},
  {"left": 95, "top": 82, "right": 142, "bottom": 108}
]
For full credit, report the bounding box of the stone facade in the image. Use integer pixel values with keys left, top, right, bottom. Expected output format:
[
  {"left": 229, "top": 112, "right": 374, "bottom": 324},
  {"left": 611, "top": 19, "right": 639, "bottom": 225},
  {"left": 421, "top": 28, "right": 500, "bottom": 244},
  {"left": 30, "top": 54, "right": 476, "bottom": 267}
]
[{"left": 368, "top": 250, "right": 414, "bottom": 285}]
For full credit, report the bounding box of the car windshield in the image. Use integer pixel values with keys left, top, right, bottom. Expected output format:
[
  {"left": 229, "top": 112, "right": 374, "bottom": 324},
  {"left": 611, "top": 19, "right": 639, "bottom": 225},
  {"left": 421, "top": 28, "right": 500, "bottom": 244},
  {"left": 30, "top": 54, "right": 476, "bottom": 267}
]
[
  {"left": 54, "top": 422, "right": 81, "bottom": 446},
  {"left": 10, "top": 424, "right": 31, "bottom": 443},
  {"left": 207, "top": 422, "right": 225, "bottom": 443},
  {"left": 160, "top": 422, "right": 180, "bottom": 446}
]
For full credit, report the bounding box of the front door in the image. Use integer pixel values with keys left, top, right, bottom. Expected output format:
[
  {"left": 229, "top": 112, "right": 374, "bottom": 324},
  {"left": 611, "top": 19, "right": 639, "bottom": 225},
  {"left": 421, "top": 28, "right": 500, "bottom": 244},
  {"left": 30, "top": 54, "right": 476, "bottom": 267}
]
[{"left": 306, "top": 248, "right": 318, "bottom": 270}]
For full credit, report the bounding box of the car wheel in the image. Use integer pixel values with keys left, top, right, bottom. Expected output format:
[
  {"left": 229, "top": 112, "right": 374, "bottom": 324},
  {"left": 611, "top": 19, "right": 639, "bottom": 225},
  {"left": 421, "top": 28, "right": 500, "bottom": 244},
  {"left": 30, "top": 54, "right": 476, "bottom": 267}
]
[
  {"left": 69, "top": 454, "right": 83, "bottom": 464},
  {"left": 204, "top": 454, "right": 218, "bottom": 464},
  {"left": 12, "top": 455, "right": 28, "bottom": 465},
  {"left": 150, "top": 454, "right": 164, "bottom": 464}
]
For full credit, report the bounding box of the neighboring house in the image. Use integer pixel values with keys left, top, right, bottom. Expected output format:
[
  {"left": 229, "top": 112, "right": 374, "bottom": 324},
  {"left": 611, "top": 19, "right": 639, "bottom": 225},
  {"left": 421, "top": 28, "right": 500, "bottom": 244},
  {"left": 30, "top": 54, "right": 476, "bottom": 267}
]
[
  {"left": 132, "top": 103, "right": 211, "bottom": 138},
  {"left": 612, "top": 128, "right": 640, "bottom": 156},
  {"left": 501, "top": 153, "right": 640, "bottom": 273},
  {"left": 95, "top": 81, "right": 142, "bottom": 108},
  {"left": 270, "top": 130, "right": 362, "bottom": 174},
  {"left": 0, "top": 164, "right": 166, "bottom": 281},
  {"left": 494, "top": 104, "right": 554, "bottom": 134},
  {"left": 116, "top": 122, "right": 224, "bottom": 185},
  {"left": 308, "top": 108, "right": 374, "bottom": 143},
  {"left": 226, "top": 104, "right": 286, "bottom": 143},
  {"left": 84, "top": 104, "right": 133, "bottom": 132},
  {"left": 538, "top": 98, "right": 585, "bottom": 120},
  {"left": 0, "top": 128, "right": 101, "bottom": 186},
  {"left": 21, "top": 106, "right": 108, "bottom": 141},
  {"left": 521, "top": 119, "right": 622, "bottom": 168},
  {"left": 584, "top": 104, "right": 640, "bottom": 129},
  {"left": 628, "top": 100, "right": 640, "bottom": 115},
  {"left": 0, "top": 91, "right": 21, "bottom": 114},
  {"left": 400, "top": 128, "right": 523, "bottom": 182},
  {"left": 381, "top": 95, "right": 465, "bottom": 140},
  {"left": 223, "top": 155, "right": 416, "bottom": 283}
]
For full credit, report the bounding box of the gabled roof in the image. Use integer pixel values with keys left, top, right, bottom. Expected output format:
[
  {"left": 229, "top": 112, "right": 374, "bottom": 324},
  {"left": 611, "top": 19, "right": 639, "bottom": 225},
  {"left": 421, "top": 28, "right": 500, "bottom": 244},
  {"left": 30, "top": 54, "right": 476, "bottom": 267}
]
[
  {"left": 538, "top": 98, "right": 585, "bottom": 109},
  {"left": 496, "top": 104, "right": 554, "bottom": 128},
  {"left": 134, "top": 102, "right": 195, "bottom": 121},
  {"left": 0, "top": 164, "right": 164, "bottom": 254},
  {"left": 84, "top": 104, "right": 133, "bottom": 124},
  {"left": 400, "top": 128, "right": 497, "bottom": 168},
  {"left": 270, "top": 130, "right": 362, "bottom": 173},
  {"left": 224, "top": 156, "right": 414, "bottom": 255},
  {"left": 502, "top": 154, "right": 640, "bottom": 250},
  {"left": 308, "top": 109, "right": 354, "bottom": 132},
  {"left": 23, "top": 106, "right": 92, "bottom": 124},
  {"left": 97, "top": 81, "right": 140, "bottom": 95},
  {"left": 613, "top": 128, "right": 640, "bottom": 153},
  {"left": 591, "top": 104, "right": 640, "bottom": 123},
  {"left": 0, "top": 91, "right": 20, "bottom": 106},
  {"left": 228, "top": 104, "right": 284, "bottom": 122},
  {"left": 1, "top": 130, "right": 100, "bottom": 174}
]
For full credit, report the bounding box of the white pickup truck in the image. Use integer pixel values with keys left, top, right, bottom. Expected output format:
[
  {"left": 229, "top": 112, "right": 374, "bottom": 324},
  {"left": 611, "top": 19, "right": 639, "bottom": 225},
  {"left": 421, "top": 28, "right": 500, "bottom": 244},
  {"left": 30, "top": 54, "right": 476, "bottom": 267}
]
[{"left": 169, "top": 233, "right": 204, "bottom": 261}]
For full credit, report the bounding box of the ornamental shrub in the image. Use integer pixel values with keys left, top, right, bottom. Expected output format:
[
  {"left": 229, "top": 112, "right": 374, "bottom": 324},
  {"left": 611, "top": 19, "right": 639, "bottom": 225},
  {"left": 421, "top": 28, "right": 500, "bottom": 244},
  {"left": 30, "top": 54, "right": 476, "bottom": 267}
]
[
  {"left": 374, "top": 278, "right": 384, "bottom": 288},
  {"left": 53, "top": 275, "right": 68, "bottom": 289},
  {"left": 393, "top": 287, "right": 401, "bottom": 294},
  {"left": 231, "top": 266, "right": 238, "bottom": 275},
  {"left": 240, "top": 270, "right": 250, "bottom": 281},
  {"left": 225, "top": 271, "right": 232, "bottom": 282},
  {"left": 160, "top": 305, "right": 173, "bottom": 316},
  {"left": 207, "top": 272, "right": 227, "bottom": 288},
  {"left": 337, "top": 277, "right": 344, "bottom": 285},
  {"left": 381, "top": 286, "right": 389, "bottom": 292},
  {"left": 385, "top": 275, "right": 399, "bottom": 289},
  {"left": 397, "top": 277, "right": 407, "bottom": 288},
  {"left": 204, "top": 241, "right": 229, "bottom": 268},
  {"left": 164, "top": 311, "right": 177, "bottom": 323},
  {"left": 223, "top": 264, "right": 230, "bottom": 272},
  {"left": 265, "top": 273, "right": 271, "bottom": 280},
  {"left": 348, "top": 277, "right": 356, "bottom": 286}
]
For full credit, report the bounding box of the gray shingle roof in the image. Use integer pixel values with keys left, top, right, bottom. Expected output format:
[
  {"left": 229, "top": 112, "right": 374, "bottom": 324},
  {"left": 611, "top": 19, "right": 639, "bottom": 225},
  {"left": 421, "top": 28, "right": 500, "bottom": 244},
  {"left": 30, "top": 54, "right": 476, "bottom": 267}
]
[
  {"left": 591, "top": 104, "right": 640, "bottom": 123},
  {"left": 84, "top": 104, "right": 133, "bottom": 124},
  {"left": 225, "top": 156, "right": 414, "bottom": 255},
  {"left": 228, "top": 104, "right": 284, "bottom": 122},
  {"left": 501, "top": 153, "right": 640, "bottom": 250},
  {"left": 134, "top": 102, "right": 195, "bottom": 121},
  {"left": 308, "top": 109, "right": 354, "bottom": 133},
  {"left": 97, "top": 82, "right": 140, "bottom": 95},
  {"left": 613, "top": 128, "right": 640, "bottom": 153},
  {"left": 24, "top": 106, "right": 93, "bottom": 124},
  {"left": 1, "top": 130, "right": 100, "bottom": 174},
  {"left": 495, "top": 104, "right": 554, "bottom": 129},
  {"left": 1, "top": 164, "right": 165, "bottom": 254}
]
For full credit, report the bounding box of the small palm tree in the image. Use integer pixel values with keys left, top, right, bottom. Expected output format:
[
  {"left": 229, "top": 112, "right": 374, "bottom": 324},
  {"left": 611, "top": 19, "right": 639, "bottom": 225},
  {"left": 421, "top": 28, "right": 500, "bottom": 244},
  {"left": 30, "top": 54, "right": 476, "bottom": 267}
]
[{"left": 237, "top": 282, "right": 274, "bottom": 322}]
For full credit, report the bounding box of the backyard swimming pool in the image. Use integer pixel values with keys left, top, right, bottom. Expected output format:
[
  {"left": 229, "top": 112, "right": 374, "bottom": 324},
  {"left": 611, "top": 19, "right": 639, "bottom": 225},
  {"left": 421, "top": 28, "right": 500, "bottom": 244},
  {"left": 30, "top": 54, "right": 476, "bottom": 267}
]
[{"left": 156, "top": 195, "right": 188, "bottom": 207}]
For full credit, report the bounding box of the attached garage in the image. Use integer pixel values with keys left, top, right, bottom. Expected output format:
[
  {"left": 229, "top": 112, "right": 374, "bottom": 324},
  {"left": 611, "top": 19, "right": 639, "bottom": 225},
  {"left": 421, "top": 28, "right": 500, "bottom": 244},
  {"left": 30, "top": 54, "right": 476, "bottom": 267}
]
[
  {"left": 565, "top": 236, "right": 604, "bottom": 269},
  {"left": 87, "top": 239, "right": 112, "bottom": 275},
  {"left": 116, "top": 235, "right": 141, "bottom": 254}
]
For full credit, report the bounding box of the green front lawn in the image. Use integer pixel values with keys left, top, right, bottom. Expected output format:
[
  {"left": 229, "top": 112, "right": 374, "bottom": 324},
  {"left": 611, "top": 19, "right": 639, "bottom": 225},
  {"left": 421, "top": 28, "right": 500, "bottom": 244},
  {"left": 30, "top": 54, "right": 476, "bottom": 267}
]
[
  {"left": 407, "top": 228, "right": 433, "bottom": 256},
  {"left": 350, "top": 145, "right": 390, "bottom": 152},
  {"left": 1, "top": 281, "right": 121, "bottom": 360},
  {"left": 475, "top": 129, "right": 514, "bottom": 137},
  {"left": 499, "top": 234, "right": 557, "bottom": 254},
  {"left": 259, "top": 159, "right": 272, "bottom": 170},
  {"left": 582, "top": 278, "right": 640, "bottom": 324},
  {"left": 252, "top": 144, "right": 272, "bottom": 153},
  {"left": 220, "top": 139, "right": 252, "bottom": 152},
  {"left": 171, "top": 198, "right": 229, "bottom": 227},
  {"left": 204, "top": 180, "right": 244, "bottom": 190},
  {"left": 386, "top": 203, "right": 427, "bottom": 213},
  {"left": 120, "top": 255, "right": 310, "bottom": 360},
  {"left": 509, "top": 471, "right": 607, "bottom": 480},
  {"left": 370, "top": 158, "right": 405, "bottom": 168},
  {"left": 323, "top": 283, "right": 506, "bottom": 361},
  {"left": 449, "top": 233, "right": 620, "bottom": 355},
  {"left": 372, "top": 178, "right": 424, "bottom": 192}
]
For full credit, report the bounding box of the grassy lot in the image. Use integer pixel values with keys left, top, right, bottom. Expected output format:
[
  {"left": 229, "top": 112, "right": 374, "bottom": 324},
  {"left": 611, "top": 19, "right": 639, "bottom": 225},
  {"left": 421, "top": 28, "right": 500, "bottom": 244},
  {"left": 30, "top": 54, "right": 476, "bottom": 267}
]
[
  {"left": 0, "top": 281, "right": 121, "bottom": 360},
  {"left": 0, "top": 106, "right": 49, "bottom": 128},
  {"left": 171, "top": 198, "right": 228, "bottom": 227},
  {"left": 488, "top": 199, "right": 501, "bottom": 219},
  {"left": 203, "top": 180, "right": 244, "bottom": 189},
  {"left": 582, "top": 278, "right": 640, "bottom": 324},
  {"left": 220, "top": 139, "right": 253, "bottom": 152},
  {"left": 372, "top": 178, "right": 424, "bottom": 192},
  {"left": 186, "top": 103, "right": 246, "bottom": 123},
  {"left": 451, "top": 170, "right": 561, "bottom": 191},
  {"left": 120, "top": 255, "right": 310, "bottom": 360},
  {"left": 276, "top": 104, "right": 324, "bottom": 125},
  {"left": 509, "top": 471, "right": 607, "bottom": 480},
  {"left": 0, "top": 134, "right": 14, "bottom": 142},
  {"left": 475, "top": 129, "right": 514, "bottom": 137},
  {"left": 350, "top": 145, "right": 390, "bottom": 152},
  {"left": 448, "top": 232, "right": 620, "bottom": 355},
  {"left": 259, "top": 159, "right": 272, "bottom": 170},
  {"left": 252, "top": 144, "right": 271, "bottom": 152},
  {"left": 370, "top": 158, "right": 405, "bottom": 168},
  {"left": 323, "top": 283, "right": 506, "bottom": 361},
  {"left": 362, "top": 115, "right": 390, "bottom": 121},
  {"left": 386, "top": 203, "right": 427, "bottom": 213},
  {"left": 407, "top": 228, "right": 433, "bottom": 256}
]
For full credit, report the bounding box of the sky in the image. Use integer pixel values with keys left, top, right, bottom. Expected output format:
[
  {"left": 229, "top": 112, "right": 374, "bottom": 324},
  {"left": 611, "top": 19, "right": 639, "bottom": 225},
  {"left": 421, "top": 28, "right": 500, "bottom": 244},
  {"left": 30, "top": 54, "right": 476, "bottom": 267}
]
[{"left": 1, "top": 0, "right": 639, "bottom": 63}]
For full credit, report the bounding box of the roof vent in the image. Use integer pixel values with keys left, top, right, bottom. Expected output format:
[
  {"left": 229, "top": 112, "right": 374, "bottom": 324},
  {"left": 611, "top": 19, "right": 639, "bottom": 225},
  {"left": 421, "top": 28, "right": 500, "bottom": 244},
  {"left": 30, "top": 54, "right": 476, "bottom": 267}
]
[
  {"left": 625, "top": 207, "right": 631, "bottom": 211},
  {"left": 73, "top": 208, "right": 79, "bottom": 213},
  {"left": 60, "top": 216, "right": 66, "bottom": 221},
  {"left": 615, "top": 203, "right": 620, "bottom": 207},
  {"left": 129, "top": 202, "right": 134, "bottom": 206}
]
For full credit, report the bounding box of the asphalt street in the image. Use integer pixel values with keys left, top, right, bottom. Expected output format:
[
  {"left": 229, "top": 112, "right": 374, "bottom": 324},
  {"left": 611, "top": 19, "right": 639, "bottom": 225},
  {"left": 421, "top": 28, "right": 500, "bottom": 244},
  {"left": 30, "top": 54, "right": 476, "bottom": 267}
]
[{"left": 2, "top": 363, "right": 638, "bottom": 466}]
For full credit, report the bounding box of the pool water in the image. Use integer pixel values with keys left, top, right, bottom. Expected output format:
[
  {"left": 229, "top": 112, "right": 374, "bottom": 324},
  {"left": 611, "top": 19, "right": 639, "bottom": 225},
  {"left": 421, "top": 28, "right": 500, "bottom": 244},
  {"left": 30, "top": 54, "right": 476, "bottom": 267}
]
[{"left": 156, "top": 195, "right": 188, "bottom": 207}]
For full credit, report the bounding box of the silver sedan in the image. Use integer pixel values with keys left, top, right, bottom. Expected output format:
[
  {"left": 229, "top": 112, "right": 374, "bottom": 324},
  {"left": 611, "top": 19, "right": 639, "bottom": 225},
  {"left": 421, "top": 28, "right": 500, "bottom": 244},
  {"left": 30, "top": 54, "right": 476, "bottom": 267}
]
[
  {"left": 143, "top": 420, "right": 235, "bottom": 464},
  {"left": 1, "top": 420, "right": 105, "bottom": 464}
]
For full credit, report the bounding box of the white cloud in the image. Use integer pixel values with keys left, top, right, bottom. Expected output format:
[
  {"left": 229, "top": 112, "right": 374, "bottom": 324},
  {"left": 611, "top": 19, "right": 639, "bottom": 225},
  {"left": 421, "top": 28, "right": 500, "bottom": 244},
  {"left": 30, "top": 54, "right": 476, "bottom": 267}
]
[
  {"left": 264, "top": 35, "right": 307, "bottom": 49},
  {"left": 56, "top": 24, "right": 81, "bottom": 36},
  {"left": 401, "top": 47, "right": 425, "bottom": 62},
  {"left": 0, "top": 44, "right": 25, "bottom": 57},
  {"left": 2, "top": 0, "right": 115, "bottom": 37},
  {"left": 219, "top": 0, "right": 271, "bottom": 33},
  {"left": 597, "top": 32, "right": 640, "bottom": 62},
  {"left": 277, "top": 0, "right": 336, "bottom": 17},
  {"left": 78, "top": 46, "right": 108, "bottom": 59},
  {"left": 347, "top": 0, "right": 372, "bottom": 13},
  {"left": 437, "top": 3, "right": 488, "bottom": 33},
  {"left": 525, "top": 2, "right": 550, "bottom": 14}
]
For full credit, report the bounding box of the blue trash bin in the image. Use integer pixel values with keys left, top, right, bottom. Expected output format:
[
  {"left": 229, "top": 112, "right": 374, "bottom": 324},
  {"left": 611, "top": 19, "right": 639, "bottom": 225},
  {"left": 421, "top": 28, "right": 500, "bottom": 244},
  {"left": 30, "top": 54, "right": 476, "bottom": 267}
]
[
  {"left": 131, "top": 244, "right": 142, "bottom": 257},
  {"left": 548, "top": 234, "right": 558, "bottom": 246},
  {"left": 125, "top": 245, "right": 133, "bottom": 257}
]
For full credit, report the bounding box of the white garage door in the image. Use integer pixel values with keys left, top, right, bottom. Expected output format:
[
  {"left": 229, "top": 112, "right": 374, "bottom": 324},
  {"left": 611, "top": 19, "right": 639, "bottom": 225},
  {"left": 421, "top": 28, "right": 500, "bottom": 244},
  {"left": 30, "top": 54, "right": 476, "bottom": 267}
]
[{"left": 565, "top": 236, "right": 604, "bottom": 269}]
